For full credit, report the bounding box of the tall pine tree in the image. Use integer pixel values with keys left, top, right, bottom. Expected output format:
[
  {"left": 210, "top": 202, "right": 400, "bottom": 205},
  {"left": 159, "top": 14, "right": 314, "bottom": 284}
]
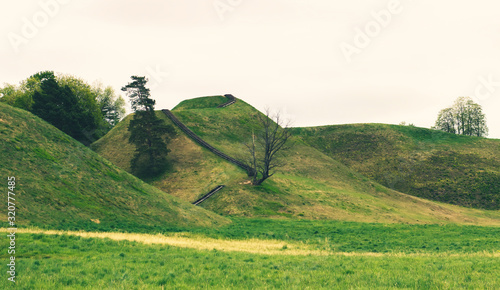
[{"left": 122, "top": 76, "right": 175, "bottom": 177}]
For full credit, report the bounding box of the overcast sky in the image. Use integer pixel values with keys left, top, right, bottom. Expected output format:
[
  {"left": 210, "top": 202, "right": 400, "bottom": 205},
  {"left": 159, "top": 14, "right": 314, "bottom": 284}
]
[{"left": 1, "top": 0, "right": 499, "bottom": 138}]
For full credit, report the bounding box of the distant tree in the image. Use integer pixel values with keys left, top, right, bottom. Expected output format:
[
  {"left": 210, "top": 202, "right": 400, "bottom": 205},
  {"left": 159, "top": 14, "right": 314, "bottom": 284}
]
[
  {"left": 122, "top": 76, "right": 175, "bottom": 177},
  {"left": 0, "top": 83, "right": 28, "bottom": 109},
  {"left": 94, "top": 84, "right": 126, "bottom": 127},
  {"left": 89, "top": 82, "right": 126, "bottom": 139},
  {"left": 434, "top": 107, "right": 456, "bottom": 134},
  {"left": 433, "top": 97, "right": 488, "bottom": 137},
  {"left": 0, "top": 71, "right": 52, "bottom": 110},
  {"left": 245, "top": 109, "right": 293, "bottom": 185},
  {"left": 399, "top": 122, "right": 415, "bottom": 127}
]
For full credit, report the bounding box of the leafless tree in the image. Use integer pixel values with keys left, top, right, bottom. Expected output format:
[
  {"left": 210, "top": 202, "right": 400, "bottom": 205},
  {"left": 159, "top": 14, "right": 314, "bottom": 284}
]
[{"left": 244, "top": 109, "right": 293, "bottom": 185}]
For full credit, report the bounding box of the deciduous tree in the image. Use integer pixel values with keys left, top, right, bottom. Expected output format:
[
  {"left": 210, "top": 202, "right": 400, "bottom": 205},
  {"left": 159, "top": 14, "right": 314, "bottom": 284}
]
[
  {"left": 0, "top": 71, "right": 126, "bottom": 145},
  {"left": 433, "top": 97, "right": 488, "bottom": 137},
  {"left": 245, "top": 110, "right": 293, "bottom": 185}
]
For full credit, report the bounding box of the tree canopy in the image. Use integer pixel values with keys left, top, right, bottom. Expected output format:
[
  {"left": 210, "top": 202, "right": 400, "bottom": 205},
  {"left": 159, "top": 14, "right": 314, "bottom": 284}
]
[
  {"left": 0, "top": 71, "right": 125, "bottom": 145},
  {"left": 31, "top": 73, "right": 95, "bottom": 143},
  {"left": 433, "top": 97, "right": 488, "bottom": 137}
]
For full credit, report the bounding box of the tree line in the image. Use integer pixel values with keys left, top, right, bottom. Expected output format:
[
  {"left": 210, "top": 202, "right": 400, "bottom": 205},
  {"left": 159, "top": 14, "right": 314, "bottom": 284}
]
[
  {"left": 0, "top": 71, "right": 125, "bottom": 145},
  {"left": 1, "top": 73, "right": 176, "bottom": 178}
]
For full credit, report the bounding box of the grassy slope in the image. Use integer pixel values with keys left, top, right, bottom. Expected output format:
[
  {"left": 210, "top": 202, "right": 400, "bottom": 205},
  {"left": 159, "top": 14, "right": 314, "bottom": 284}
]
[
  {"left": 91, "top": 110, "right": 244, "bottom": 203},
  {"left": 291, "top": 124, "right": 500, "bottom": 209},
  {"left": 0, "top": 102, "right": 228, "bottom": 231},
  {"left": 92, "top": 96, "right": 500, "bottom": 225}
]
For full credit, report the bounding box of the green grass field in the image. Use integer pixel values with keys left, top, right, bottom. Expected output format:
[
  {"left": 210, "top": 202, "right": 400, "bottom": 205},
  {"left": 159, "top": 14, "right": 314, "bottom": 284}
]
[{"left": 1, "top": 219, "right": 499, "bottom": 289}]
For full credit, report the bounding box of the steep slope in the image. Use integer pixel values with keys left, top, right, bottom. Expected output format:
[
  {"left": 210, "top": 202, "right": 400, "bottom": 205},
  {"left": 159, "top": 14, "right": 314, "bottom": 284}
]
[
  {"left": 91, "top": 110, "right": 244, "bottom": 203},
  {"left": 92, "top": 96, "right": 500, "bottom": 225},
  {"left": 0, "top": 102, "right": 229, "bottom": 231},
  {"left": 291, "top": 124, "right": 500, "bottom": 210}
]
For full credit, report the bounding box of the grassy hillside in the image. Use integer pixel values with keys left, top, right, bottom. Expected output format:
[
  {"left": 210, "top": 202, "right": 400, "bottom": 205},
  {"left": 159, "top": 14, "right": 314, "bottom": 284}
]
[
  {"left": 92, "top": 96, "right": 500, "bottom": 225},
  {"left": 0, "top": 102, "right": 229, "bottom": 231},
  {"left": 291, "top": 124, "right": 500, "bottom": 210},
  {"left": 91, "top": 110, "right": 244, "bottom": 203}
]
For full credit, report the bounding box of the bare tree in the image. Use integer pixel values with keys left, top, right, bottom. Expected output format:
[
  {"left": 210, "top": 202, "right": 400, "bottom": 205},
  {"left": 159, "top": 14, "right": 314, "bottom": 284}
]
[{"left": 244, "top": 109, "right": 293, "bottom": 185}]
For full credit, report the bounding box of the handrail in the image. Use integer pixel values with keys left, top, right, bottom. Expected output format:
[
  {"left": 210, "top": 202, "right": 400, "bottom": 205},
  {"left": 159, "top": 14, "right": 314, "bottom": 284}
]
[
  {"left": 217, "top": 94, "right": 236, "bottom": 108},
  {"left": 162, "top": 109, "right": 255, "bottom": 176},
  {"left": 193, "top": 185, "right": 225, "bottom": 205}
]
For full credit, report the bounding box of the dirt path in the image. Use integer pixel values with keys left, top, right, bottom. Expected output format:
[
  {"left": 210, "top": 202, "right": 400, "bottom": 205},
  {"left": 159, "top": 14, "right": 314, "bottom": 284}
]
[
  {"left": 2, "top": 228, "right": 328, "bottom": 256},
  {"left": 3, "top": 228, "right": 499, "bottom": 257}
]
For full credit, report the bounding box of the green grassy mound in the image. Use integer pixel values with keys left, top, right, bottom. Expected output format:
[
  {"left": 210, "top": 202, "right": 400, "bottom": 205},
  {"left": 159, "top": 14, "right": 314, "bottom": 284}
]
[
  {"left": 91, "top": 111, "right": 244, "bottom": 204},
  {"left": 291, "top": 124, "right": 500, "bottom": 209},
  {"left": 0, "top": 102, "right": 229, "bottom": 231},
  {"left": 92, "top": 96, "right": 500, "bottom": 225}
]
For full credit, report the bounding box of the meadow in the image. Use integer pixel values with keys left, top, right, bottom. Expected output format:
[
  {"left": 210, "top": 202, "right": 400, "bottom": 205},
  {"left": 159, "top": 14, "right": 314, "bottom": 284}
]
[{"left": 2, "top": 219, "right": 499, "bottom": 289}]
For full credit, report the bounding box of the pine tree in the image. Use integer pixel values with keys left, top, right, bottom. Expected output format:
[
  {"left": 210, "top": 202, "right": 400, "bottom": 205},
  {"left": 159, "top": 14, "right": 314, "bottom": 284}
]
[
  {"left": 122, "top": 76, "right": 175, "bottom": 177},
  {"left": 31, "top": 73, "right": 90, "bottom": 143},
  {"left": 19, "top": 71, "right": 111, "bottom": 145}
]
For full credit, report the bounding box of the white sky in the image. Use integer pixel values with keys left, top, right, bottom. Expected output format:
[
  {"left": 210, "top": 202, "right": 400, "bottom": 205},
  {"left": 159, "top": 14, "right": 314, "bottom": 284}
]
[{"left": 1, "top": 0, "right": 499, "bottom": 138}]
